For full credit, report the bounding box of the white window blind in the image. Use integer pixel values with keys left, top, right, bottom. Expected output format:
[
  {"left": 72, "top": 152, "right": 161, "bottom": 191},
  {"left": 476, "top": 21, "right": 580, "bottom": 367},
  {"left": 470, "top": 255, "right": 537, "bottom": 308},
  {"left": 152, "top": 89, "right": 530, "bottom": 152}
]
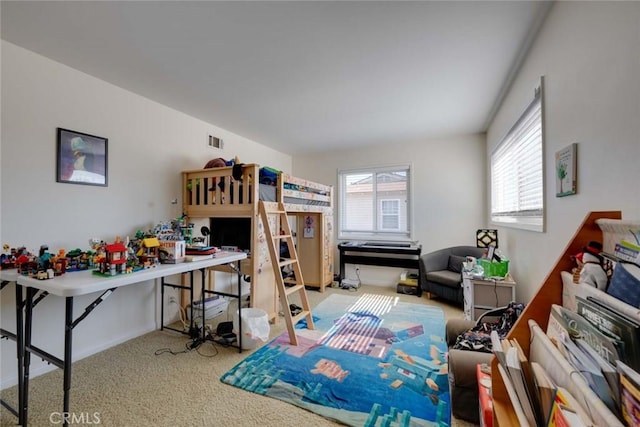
[
  {"left": 491, "top": 82, "right": 544, "bottom": 231},
  {"left": 338, "top": 165, "right": 411, "bottom": 241}
]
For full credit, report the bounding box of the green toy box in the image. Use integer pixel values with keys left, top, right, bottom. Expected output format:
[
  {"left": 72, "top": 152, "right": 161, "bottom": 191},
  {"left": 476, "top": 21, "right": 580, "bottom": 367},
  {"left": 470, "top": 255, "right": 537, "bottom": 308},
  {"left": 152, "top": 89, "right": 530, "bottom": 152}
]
[{"left": 478, "top": 259, "right": 509, "bottom": 278}]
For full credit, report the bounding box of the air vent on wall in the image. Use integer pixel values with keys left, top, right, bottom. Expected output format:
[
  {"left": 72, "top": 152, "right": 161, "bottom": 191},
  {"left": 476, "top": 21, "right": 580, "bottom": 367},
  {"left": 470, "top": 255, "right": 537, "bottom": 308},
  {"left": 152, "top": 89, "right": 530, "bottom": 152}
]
[{"left": 208, "top": 135, "right": 223, "bottom": 149}]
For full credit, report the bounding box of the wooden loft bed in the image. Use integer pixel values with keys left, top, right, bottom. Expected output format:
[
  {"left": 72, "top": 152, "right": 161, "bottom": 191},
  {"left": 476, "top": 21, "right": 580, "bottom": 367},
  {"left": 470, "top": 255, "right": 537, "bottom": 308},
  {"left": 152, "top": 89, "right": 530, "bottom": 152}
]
[
  {"left": 182, "top": 163, "right": 333, "bottom": 216},
  {"left": 491, "top": 210, "right": 622, "bottom": 425},
  {"left": 181, "top": 163, "right": 334, "bottom": 321}
]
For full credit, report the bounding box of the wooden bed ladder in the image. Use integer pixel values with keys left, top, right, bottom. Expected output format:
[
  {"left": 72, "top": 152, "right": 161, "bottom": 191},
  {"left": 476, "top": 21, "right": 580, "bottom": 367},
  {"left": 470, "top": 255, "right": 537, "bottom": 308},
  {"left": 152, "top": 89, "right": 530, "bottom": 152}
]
[{"left": 258, "top": 201, "right": 315, "bottom": 345}]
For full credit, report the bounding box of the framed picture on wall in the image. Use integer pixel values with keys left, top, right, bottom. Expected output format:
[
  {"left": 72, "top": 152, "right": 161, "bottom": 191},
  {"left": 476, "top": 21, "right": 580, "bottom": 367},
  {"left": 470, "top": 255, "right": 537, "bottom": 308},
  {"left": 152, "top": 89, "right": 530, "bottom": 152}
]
[
  {"left": 555, "top": 143, "right": 577, "bottom": 197},
  {"left": 56, "top": 128, "right": 108, "bottom": 187}
]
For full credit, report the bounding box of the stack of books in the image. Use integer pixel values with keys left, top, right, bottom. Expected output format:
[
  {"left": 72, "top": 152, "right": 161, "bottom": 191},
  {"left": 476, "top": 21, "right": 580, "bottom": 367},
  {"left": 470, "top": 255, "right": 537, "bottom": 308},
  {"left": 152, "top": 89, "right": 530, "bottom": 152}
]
[{"left": 184, "top": 246, "right": 218, "bottom": 262}]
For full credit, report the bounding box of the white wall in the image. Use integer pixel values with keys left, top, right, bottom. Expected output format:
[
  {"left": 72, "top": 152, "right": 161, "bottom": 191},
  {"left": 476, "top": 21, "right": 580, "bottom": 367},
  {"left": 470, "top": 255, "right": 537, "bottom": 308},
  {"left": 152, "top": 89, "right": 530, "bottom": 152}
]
[
  {"left": 294, "top": 134, "right": 486, "bottom": 286},
  {"left": 487, "top": 2, "right": 640, "bottom": 304},
  {"left": 0, "top": 41, "right": 291, "bottom": 388}
]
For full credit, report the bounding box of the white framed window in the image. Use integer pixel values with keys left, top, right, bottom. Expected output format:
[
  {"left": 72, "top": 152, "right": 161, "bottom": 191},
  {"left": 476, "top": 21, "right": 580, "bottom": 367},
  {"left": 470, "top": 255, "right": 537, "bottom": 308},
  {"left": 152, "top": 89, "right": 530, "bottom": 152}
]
[
  {"left": 338, "top": 165, "right": 411, "bottom": 241},
  {"left": 491, "top": 78, "right": 544, "bottom": 232}
]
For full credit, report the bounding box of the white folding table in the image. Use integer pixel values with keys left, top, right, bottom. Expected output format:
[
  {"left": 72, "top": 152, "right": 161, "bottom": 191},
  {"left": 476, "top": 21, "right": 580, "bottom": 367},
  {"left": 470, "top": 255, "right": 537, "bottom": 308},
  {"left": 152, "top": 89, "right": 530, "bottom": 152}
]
[
  {"left": 11, "top": 252, "right": 246, "bottom": 426},
  {"left": 0, "top": 269, "right": 22, "bottom": 422}
]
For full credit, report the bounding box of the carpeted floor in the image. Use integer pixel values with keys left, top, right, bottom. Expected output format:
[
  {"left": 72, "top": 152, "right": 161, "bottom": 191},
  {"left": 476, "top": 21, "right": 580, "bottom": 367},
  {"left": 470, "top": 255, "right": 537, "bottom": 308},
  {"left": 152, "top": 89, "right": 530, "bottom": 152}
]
[{"left": 0, "top": 285, "right": 476, "bottom": 427}]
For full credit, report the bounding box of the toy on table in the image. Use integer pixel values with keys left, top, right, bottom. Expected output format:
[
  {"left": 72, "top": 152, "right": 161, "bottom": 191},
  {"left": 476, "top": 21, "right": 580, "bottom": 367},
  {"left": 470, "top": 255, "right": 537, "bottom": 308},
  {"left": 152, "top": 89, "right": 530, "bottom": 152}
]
[
  {"left": 95, "top": 237, "right": 130, "bottom": 276},
  {"left": 1, "top": 245, "right": 30, "bottom": 270},
  {"left": 8, "top": 245, "right": 56, "bottom": 279}
]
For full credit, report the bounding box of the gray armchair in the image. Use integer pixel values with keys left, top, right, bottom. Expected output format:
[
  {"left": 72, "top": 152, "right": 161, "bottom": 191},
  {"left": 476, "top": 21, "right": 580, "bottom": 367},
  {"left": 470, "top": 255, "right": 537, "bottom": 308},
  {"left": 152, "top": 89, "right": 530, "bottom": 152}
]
[{"left": 419, "top": 246, "right": 485, "bottom": 305}]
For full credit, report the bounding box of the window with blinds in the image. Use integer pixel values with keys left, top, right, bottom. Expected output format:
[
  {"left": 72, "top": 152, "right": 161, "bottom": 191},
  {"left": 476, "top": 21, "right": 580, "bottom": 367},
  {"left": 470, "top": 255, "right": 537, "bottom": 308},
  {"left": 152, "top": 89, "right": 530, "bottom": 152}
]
[
  {"left": 491, "top": 81, "right": 544, "bottom": 232},
  {"left": 338, "top": 165, "right": 411, "bottom": 240}
]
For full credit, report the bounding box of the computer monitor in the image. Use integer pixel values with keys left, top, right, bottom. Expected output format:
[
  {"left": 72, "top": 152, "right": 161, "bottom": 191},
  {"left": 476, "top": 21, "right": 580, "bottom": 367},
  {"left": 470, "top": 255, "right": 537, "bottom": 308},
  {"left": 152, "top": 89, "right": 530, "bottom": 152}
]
[{"left": 209, "top": 217, "right": 251, "bottom": 251}]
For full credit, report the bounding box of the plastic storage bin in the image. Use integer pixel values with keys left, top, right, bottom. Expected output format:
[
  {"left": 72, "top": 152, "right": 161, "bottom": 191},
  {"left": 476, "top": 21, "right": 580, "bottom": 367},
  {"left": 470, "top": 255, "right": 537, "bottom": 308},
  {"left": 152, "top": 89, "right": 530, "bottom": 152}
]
[{"left": 478, "top": 259, "right": 509, "bottom": 278}]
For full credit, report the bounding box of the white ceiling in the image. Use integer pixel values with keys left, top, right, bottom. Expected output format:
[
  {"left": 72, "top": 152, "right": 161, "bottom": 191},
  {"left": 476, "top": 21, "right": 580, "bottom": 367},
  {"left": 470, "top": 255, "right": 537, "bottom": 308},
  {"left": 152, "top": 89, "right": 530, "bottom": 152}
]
[{"left": 1, "top": 1, "right": 552, "bottom": 155}]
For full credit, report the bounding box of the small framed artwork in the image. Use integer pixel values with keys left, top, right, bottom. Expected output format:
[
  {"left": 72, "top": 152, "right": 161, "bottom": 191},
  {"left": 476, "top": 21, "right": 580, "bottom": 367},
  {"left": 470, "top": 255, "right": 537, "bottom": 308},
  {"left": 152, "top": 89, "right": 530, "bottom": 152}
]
[
  {"left": 57, "top": 128, "right": 108, "bottom": 187},
  {"left": 555, "top": 143, "right": 577, "bottom": 197}
]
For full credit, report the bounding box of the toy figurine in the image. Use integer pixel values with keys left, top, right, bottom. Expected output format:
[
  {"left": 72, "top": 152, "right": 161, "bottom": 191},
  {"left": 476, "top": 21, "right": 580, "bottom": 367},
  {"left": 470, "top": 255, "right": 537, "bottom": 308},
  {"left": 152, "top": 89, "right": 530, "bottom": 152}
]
[{"left": 572, "top": 241, "right": 608, "bottom": 290}]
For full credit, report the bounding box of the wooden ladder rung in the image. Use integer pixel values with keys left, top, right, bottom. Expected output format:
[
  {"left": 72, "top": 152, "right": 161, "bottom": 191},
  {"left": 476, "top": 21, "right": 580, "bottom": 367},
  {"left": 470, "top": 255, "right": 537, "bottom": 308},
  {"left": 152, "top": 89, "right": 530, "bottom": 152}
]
[
  {"left": 284, "top": 284, "right": 305, "bottom": 295},
  {"left": 291, "top": 310, "right": 310, "bottom": 325},
  {"left": 274, "top": 234, "right": 292, "bottom": 239},
  {"left": 278, "top": 259, "right": 297, "bottom": 267}
]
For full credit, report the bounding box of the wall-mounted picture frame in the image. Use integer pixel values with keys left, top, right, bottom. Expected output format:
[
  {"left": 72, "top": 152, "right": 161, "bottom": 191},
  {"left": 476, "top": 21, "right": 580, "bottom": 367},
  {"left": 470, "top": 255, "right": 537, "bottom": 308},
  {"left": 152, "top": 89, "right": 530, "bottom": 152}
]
[
  {"left": 555, "top": 143, "right": 577, "bottom": 197},
  {"left": 57, "top": 128, "right": 108, "bottom": 187}
]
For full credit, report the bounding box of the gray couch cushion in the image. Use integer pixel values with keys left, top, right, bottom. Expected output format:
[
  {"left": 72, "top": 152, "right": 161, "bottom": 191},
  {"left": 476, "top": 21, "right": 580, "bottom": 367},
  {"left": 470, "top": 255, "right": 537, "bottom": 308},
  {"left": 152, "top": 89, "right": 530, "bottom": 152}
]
[
  {"left": 447, "top": 255, "right": 466, "bottom": 273},
  {"left": 426, "top": 270, "right": 461, "bottom": 288}
]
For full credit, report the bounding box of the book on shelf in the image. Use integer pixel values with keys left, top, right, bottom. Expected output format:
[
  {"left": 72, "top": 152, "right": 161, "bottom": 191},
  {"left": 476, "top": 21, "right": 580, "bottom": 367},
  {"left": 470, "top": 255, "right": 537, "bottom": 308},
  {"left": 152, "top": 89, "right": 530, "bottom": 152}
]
[
  {"left": 531, "top": 361, "right": 557, "bottom": 424},
  {"left": 500, "top": 335, "right": 513, "bottom": 358},
  {"left": 557, "top": 405, "right": 587, "bottom": 427},
  {"left": 561, "top": 270, "right": 640, "bottom": 325},
  {"left": 600, "top": 251, "right": 624, "bottom": 264},
  {"left": 555, "top": 333, "right": 616, "bottom": 412},
  {"left": 491, "top": 330, "right": 506, "bottom": 367},
  {"left": 613, "top": 240, "right": 640, "bottom": 264},
  {"left": 547, "top": 388, "right": 592, "bottom": 427},
  {"left": 617, "top": 360, "right": 640, "bottom": 426},
  {"left": 575, "top": 338, "right": 620, "bottom": 409},
  {"left": 497, "top": 363, "right": 532, "bottom": 427},
  {"left": 511, "top": 338, "right": 544, "bottom": 424},
  {"left": 576, "top": 295, "right": 640, "bottom": 371},
  {"left": 606, "top": 262, "right": 640, "bottom": 309},
  {"left": 547, "top": 304, "right": 623, "bottom": 366},
  {"left": 505, "top": 344, "right": 539, "bottom": 426}
]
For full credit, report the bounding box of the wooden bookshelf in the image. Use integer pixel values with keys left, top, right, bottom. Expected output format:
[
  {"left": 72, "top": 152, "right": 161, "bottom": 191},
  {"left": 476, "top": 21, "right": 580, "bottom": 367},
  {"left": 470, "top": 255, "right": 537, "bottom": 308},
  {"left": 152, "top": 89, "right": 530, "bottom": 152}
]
[{"left": 491, "top": 210, "right": 622, "bottom": 425}]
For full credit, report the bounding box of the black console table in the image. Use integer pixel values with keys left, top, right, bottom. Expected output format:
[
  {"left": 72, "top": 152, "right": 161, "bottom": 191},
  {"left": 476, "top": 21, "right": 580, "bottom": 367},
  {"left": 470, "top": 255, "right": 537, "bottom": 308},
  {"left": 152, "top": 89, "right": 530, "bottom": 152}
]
[{"left": 338, "top": 242, "right": 422, "bottom": 293}]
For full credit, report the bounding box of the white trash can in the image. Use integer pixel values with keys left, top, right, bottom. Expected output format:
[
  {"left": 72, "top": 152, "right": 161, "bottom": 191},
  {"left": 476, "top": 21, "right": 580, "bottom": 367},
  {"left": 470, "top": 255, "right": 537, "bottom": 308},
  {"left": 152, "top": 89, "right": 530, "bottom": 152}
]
[{"left": 233, "top": 308, "right": 270, "bottom": 350}]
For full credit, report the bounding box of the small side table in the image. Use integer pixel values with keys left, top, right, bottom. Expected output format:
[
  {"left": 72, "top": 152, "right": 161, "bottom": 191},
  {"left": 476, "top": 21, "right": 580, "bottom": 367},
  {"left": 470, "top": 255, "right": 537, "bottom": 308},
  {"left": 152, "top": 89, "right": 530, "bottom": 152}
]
[{"left": 462, "top": 273, "right": 516, "bottom": 321}]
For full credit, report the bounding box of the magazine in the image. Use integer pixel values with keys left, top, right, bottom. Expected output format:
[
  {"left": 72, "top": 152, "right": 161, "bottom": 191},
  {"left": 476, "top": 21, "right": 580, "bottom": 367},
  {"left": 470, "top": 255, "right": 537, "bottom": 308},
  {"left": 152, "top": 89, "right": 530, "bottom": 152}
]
[
  {"left": 576, "top": 295, "right": 640, "bottom": 371},
  {"left": 556, "top": 334, "right": 616, "bottom": 412},
  {"left": 547, "top": 304, "right": 623, "bottom": 365}
]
